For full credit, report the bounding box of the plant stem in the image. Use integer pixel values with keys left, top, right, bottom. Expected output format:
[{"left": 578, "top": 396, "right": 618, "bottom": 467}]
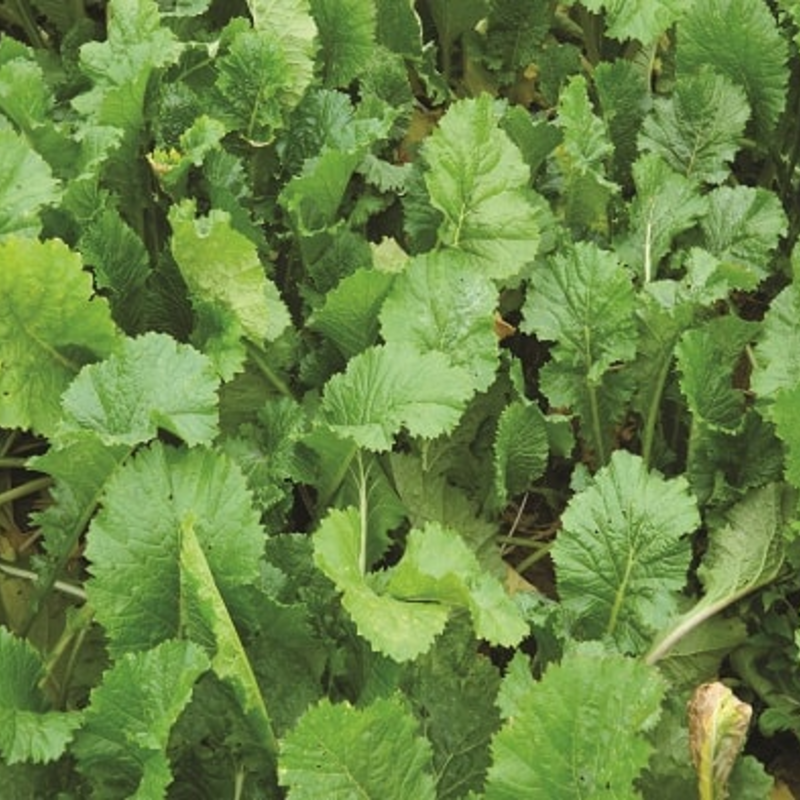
[
  {"left": 0, "top": 563, "right": 87, "bottom": 601},
  {"left": 641, "top": 351, "right": 674, "bottom": 468},
  {"left": 0, "top": 476, "right": 52, "bottom": 507},
  {"left": 357, "top": 452, "right": 368, "bottom": 576},
  {"left": 7, "top": 0, "right": 46, "bottom": 48},
  {"left": 245, "top": 340, "right": 294, "bottom": 398},
  {"left": 0, "top": 457, "right": 27, "bottom": 469},
  {"left": 515, "top": 541, "right": 554, "bottom": 574}
]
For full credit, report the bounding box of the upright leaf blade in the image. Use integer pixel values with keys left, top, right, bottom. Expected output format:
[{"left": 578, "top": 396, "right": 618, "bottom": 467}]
[
  {"left": 484, "top": 647, "right": 666, "bottom": 799},
  {"left": 552, "top": 451, "right": 700, "bottom": 653},
  {"left": 60, "top": 333, "right": 219, "bottom": 447},
  {"left": 85, "top": 443, "right": 265, "bottom": 655},
  {"left": 278, "top": 697, "right": 436, "bottom": 799},
  {"left": 0, "top": 237, "right": 118, "bottom": 436},
  {"left": 423, "top": 94, "right": 541, "bottom": 278},
  {"left": 310, "top": 0, "right": 376, "bottom": 88},
  {"left": 72, "top": 640, "right": 209, "bottom": 798}
]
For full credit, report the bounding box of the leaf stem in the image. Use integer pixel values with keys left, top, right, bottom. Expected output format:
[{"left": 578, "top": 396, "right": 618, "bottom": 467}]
[
  {"left": 515, "top": 541, "right": 554, "bottom": 574},
  {"left": 0, "top": 562, "right": 87, "bottom": 601},
  {"left": 641, "top": 351, "right": 674, "bottom": 468},
  {"left": 0, "top": 476, "right": 52, "bottom": 507},
  {"left": 357, "top": 451, "right": 368, "bottom": 576},
  {"left": 245, "top": 340, "right": 294, "bottom": 398},
  {"left": 0, "top": 457, "right": 27, "bottom": 469}
]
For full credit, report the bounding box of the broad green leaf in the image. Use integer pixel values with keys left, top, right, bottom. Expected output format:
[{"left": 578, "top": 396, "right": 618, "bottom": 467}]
[
  {"left": 73, "top": 640, "right": 209, "bottom": 798},
  {"left": 751, "top": 283, "right": 800, "bottom": 401},
  {"left": 278, "top": 697, "right": 436, "bottom": 799},
  {"left": 401, "top": 620, "right": 501, "bottom": 799},
  {"left": 521, "top": 241, "right": 636, "bottom": 463},
  {"left": 621, "top": 154, "right": 707, "bottom": 281},
  {"left": 321, "top": 343, "right": 474, "bottom": 451},
  {"left": 484, "top": 646, "right": 666, "bottom": 799},
  {"left": 380, "top": 251, "right": 498, "bottom": 393},
  {"left": 170, "top": 200, "right": 288, "bottom": 344},
  {"left": 386, "top": 522, "right": 527, "bottom": 647},
  {"left": 214, "top": 28, "right": 293, "bottom": 143},
  {"left": 647, "top": 484, "right": 792, "bottom": 664},
  {"left": 500, "top": 105, "right": 562, "bottom": 178},
  {"left": 79, "top": 208, "right": 151, "bottom": 333},
  {"left": 246, "top": 0, "right": 317, "bottom": 109},
  {"left": 0, "top": 627, "right": 82, "bottom": 765},
  {"left": 375, "top": 0, "right": 423, "bottom": 57},
  {"left": 74, "top": 0, "right": 181, "bottom": 132},
  {"left": 311, "top": 0, "right": 376, "bottom": 87},
  {"left": 0, "top": 237, "right": 118, "bottom": 436},
  {"left": 578, "top": 0, "right": 689, "bottom": 42},
  {"left": 179, "top": 518, "right": 278, "bottom": 756},
  {"left": 594, "top": 58, "right": 651, "bottom": 184},
  {"left": 552, "top": 450, "right": 700, "bottom": 653},
  {"left": 310, "top": 267, "right": 395, "bottom": 357},
  {"left": 423, "top": 94, "right": 541, "bottom": 278},
  {"left": 480, "top": 0, "right": 552, "bottom": 81},
  {"left": 60, "top": 332, "right": 219, "bottom": 447},
  {"left": 553, "top": 74, "right": 617, "bottom": 229},
  {"left": 314, "top": 507, "right": 450, "bottom": 660},
  {"left": 493, "top": 401, "right": 549, "bottom": 504},
  {"left": 700, "top": 186, "right": 787, "bottom": 285},
  {"left": 0, "top": 126, "right": 60, "bottom": 239},
  {"left": 281, "top": 149, "right": 363, "bottom": 233},
  {"left": 678, "top": 0, "right": 788, "bottom": 137},
  {"left": 676, "top": 316, "right": 757, "bottom": 433},
  {"left": 85, "top": 443, "right": 265, "bottom": 655},
  {"left": 639, "top": 68, "right": 750, "bottom": 184}
]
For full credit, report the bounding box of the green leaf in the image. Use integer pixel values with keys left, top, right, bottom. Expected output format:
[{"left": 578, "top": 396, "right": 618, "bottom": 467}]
[
  {"left": 380, "top": 251, "right": 498, "bottom": 393},
  {"left": 79, "top": 208, "right": 151, "bottom": 333},
  {"left": 0, "top": 237, "right": 119, "bottom": 436},
  {"left": 423, "top": 94, "right": 541, "bottom": 278},
  {"left": 752, "top": 283, "right": 800, "bottom": 402},
  {"left": 73, "top": 640, "right": 209, "bottom": 798},
  {"left": 639, "top": 68, "right": 750, "bottom": 184},
  {"left": 60, "top": 332, "right": 219, "bottom": 447},
  {"left": 484, "top": 646, "right": 666, "bottom": 798},
  {"left": 213, "top": 28, "right": 293, "bottom": 143},
  {"left": 647, "top": 484, "right": 792, "bottom": 664},
  {"left": 321, "top": 343, "right": 474, "bottom": 452},
  {"left": 0, "top": 126, "right": 60, "bottom": 239},
  {"left": 553, "top": 74, "right": 617, "bottom": 229},
  {"left": 700, "top": 186, "right": 787, "bottom": 284},
  {"left": 578, "top": 0, "right": 690, "bottom": 42},
  {"left": 521, "top": 241, "right": 636, "bottom": 463},
  {"left": 493, "top": 401, "right": 549, "bottom": 504},
  {"left": 676, "top": 316, "right": 757, "bottom": 433},
  {"left": 278, "top": 697, "right": 436, "bottom": 799},
  {"left": 314, "top": 510, "right": 526, "bottom": 660},
  {"left": 678, "top": 0, "right": 788, "bottom": 137},
  {"left": 375, "top": 0, "right": 423, "bottom": 57},
  {"left": 427, "top": 0, "right": 488, "bottom": 54},
  {"left": 74, "top": 0, "right": 181, "bottom": 132},
  {"left": 772, "top": 384, "right": 800, "bottom": 489},
  {"left": 311, "top": 0, "right": 376, "bottom": 88},
  {"left": 314, "top": 508, "right": 450, "bottom": 661},
  {"left": 0, "top": 627, "right": 82, "bottom": 765},
  {"left": 480, "top": 0, "right": 552, "bottom": 81},
  {"left": 401, "top": 620, "right": 501, "bottom": 799},
  {"left": 552, "top": 450, "right": 699, "bottom": 653},
  {"left": 85, "top": 442, "right": 265, "bottom": 656},
  {"left": 178, "top": 517, "right": 278, "bottom": 756},
  {"left": 620, "top": 154, "right": 707, "bottom": 281},
  {"left": 246, "top": 0, "right": 318, "bottom": 109},
  {"left": 311, "top": 267, "right": 395, "bottom": 357},
  {"left": 170, "top": 200, "right": 288, "bottom": 344}
]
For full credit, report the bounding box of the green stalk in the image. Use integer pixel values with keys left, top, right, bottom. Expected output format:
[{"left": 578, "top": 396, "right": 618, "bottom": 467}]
[
  {"left": 0, "top": 476, "right": 52, "bottom": 507},
  {"left": 515, "top": 541, "right": 554, "bottom": 574},
  {"left": 641, "top": 352, "right": 674, "bottom": 468},
  {"left": 357, "top": 451, "right": 368, "bottom": 576},
  {"left": 0, "top": 562, "right": 87, "bottom": 601},
  {"left": 0, "top": 458, "right": 27, "bottom": 469},
  {"left": 6, "top": 0, "right": 45, "bottom": 48},
  {"left": 245, "top": 340, "right": 294, "bottom": 398}
]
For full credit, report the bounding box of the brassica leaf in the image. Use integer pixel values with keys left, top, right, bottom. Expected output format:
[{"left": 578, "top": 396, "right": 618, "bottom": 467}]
[
  {"left": 310, "top": 0, "right": 376, "bottom": 88},
  {"left": 577, "top": 0, "right": 689, "bottom": 43},
  {"left": 0, "top": 627, "right": 82, "bottom": 765},
  {"left": 278, "top": 697, "right": 436, "bottom": 799},
  {"left": 321, "top": 343, "right": 474, "bottom": 451},
  {"left": 423, "top": 94, "right": 541, "bottom": 278},
  {"left": 552, "top": 450, "right": 699, "bottom": 653},
  {"left": 484, "top": 646, "right": 666, "bottom": 798},
  {"left": 60, "top": 332, "right": 219, "bottom": 447},
  {"left": 0, "top": 237, "right": 118, "bottom": 436}
]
